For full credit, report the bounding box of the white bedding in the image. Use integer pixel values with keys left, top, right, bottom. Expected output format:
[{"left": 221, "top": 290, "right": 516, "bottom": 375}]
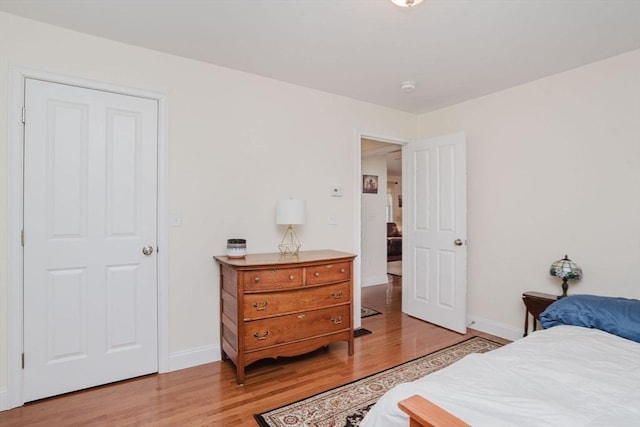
[{"left": 361, "top": 325, "right": 640, "bottom": 427}]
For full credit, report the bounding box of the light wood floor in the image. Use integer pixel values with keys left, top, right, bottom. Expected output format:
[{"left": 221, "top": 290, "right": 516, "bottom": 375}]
[{"left": 0, "top": 275, "right": 508, "bottom": 426}]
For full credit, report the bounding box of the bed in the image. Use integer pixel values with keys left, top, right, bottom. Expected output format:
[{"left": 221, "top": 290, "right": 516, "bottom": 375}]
[{"left": 360, "top": 295, "right": 640, "bottom": 427}]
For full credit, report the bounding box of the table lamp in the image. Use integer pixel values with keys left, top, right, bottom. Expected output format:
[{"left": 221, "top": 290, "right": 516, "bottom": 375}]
[
  {"left": 549, "top": 254, "right": 582, "bottom": 298},
  {"left": 276, "top": 199, "right": 306, "bottom": 255}
]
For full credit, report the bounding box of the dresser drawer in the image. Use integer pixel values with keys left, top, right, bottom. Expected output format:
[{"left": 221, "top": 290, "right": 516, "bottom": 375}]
[
  {"left": 244, "top": 267, "right": 303, "bottom": 291},
  {"left": 243, "top": 282, "right": 350, "bottom": 320},
  {"left": 244, "top": 305, "right": 350, "bottom": 351},
  {"left": 305, "top": 262, "right": 351, "bottom": 286}
]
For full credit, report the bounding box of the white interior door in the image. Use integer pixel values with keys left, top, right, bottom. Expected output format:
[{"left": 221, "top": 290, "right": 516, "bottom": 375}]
[
  {"left": 23, "top": 78, "right": 159, "bottom": 402},
  {"left": 402, "top": 132, "right": 467, "bottom": 333}
]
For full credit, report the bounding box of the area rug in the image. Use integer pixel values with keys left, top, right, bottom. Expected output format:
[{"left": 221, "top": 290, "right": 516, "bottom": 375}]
[
  {"left": 254, "top": 336, "right": 502, "bottom": 427},
  {"left": 387, "top": 260, "right": 402, "bottom": 276},
  {"left": 360, "top": 306, "right": 381, "bottom": 318}
]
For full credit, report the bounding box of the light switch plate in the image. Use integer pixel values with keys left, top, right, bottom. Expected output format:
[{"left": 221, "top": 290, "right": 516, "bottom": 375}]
[
  {"left": 169, "top": 211, "right": 182, "bottom": 226},
  {"left": 330, "top": 186, "right": 344, "bottom": 197}
]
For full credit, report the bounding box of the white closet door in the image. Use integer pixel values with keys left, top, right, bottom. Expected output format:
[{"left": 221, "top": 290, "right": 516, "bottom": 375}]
[{"left": 23, "top": 78, "right": 159, "bottom": 402}]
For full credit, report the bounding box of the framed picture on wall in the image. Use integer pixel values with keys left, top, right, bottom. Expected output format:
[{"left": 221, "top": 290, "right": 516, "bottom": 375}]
[{"left": 363, "top": 174, "right": 378, "bottom": 194}]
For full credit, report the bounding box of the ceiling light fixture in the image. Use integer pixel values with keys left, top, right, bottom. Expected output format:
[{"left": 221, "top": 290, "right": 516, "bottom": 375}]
[{"left": 390, "top": 0, "right": 424, "bottom": 7}]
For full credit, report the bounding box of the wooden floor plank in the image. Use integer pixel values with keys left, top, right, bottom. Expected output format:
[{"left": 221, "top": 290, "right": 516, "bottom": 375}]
[{"left": 0, "top": 275, "right": 509, "bottom": 426}]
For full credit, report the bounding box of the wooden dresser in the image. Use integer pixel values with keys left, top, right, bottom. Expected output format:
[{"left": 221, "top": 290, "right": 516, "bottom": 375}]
[{"left": 214, "top": 250, "right": 356, "bottom": 384}]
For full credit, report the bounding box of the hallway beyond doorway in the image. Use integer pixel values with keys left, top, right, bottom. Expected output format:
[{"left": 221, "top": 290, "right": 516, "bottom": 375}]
[{"left": 387, "top": 261, "right": 402, "bottom": 276}]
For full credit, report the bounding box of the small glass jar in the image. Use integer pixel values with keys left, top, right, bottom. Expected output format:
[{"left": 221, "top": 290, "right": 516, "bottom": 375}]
[{"left": 226, "top": 239, "right": 246, "bottom": 258}]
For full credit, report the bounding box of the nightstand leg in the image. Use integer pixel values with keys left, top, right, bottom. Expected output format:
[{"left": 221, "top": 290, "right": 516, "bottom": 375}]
[{"left": 523, "top": 307, "right": 529, "bottom": 337}]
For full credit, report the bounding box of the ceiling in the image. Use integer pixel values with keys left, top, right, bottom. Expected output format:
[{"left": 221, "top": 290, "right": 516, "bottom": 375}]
[
  {"left": 362, "top": 138, "right": 402, "bottom": 176},
  {"left": 1, "top": 0, "right": 638, "bottom": 114}
]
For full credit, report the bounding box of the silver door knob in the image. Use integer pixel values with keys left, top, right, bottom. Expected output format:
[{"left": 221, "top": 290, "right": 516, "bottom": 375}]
[
  {"left": 454, "top": 239, "right": 464, "bottom": 246},
  {"left": 142, "top": 245, "right": 154, "bottom": 255}
]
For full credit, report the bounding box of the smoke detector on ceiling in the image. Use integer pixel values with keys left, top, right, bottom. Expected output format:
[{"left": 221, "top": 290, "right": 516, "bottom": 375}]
[{"left": 400, "top": 81, "right": 416, "bottom": 92}]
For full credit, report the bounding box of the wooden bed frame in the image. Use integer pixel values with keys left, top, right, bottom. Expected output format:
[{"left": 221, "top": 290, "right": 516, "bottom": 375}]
[{"left": 398, "top": 395, "right": 469, "bottom": 427}]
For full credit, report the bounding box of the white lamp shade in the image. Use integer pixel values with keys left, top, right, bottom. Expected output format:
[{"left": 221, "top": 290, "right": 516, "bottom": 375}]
[{"left": 276, "top": 199, "right": 306, "bottom": 225}]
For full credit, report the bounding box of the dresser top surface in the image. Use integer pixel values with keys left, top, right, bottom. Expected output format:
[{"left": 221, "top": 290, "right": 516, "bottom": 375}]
[{"left": 214, "top": 249, "right": 356, "bottom": 268}]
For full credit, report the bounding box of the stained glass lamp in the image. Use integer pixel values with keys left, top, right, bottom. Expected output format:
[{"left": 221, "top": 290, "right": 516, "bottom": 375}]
[{"left": 549, "top": 255, "right": 583, "bottom": 298}]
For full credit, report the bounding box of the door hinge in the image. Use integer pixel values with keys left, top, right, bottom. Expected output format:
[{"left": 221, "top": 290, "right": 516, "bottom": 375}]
[
  {"left": 22, "top": 353, "right": 25, "bottom": 369},
  {"left": 21, "top": 229, "right": 24, "bottom": 247},
  {"left": 21, "top": 107, "right": 26, "bottom": 124}
]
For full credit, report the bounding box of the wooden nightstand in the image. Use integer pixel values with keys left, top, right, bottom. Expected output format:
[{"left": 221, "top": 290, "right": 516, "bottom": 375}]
[{"left": 522, "top": 292, "right": 558, "bottom": 337}]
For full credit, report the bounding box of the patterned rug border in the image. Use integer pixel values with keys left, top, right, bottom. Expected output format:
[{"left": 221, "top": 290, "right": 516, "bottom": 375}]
[{"left": 254, "top": 336, "right": 503, "bottom": 427}]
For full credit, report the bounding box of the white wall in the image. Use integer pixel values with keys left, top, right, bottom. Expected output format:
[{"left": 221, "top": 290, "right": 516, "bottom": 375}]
[
  {"left": 0, "top": 11, "right": 416, "bottom": 399},
  {"left": 360, "top": 155, "right": 388, "bottom": 286},
  {"left": 418, "top": 49, "right": 640, "bottom": 339}
]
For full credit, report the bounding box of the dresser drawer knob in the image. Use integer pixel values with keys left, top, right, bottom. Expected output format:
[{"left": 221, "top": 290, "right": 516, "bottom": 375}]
[
  {"left": 330, "top": 316, "right": 343, "bottom": 325},
  {"left": 254, "top": 276, "right": 260, "bottom": 283},
  {"left": 252, "top": 301, "right": 268, "bottom": 311},
  {"left": 340, "top": 268, "right": 346, "bottom": 274},
  {"left": 289, "top": 274, "right": 295, "bottom": 280},
  {"left": 314, "top": 272, "right": 320, "bottom": 278},
  {"left": 253, "top": 331, "right": 269, "bottom": 341},
  {"left": 331, "top": 291, "right": 343, "bottom": 299}
]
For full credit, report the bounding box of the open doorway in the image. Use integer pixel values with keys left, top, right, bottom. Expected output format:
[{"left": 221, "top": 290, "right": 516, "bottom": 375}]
[
  {"left": 357, "top": 132, "right": 468, "bottom": 334},
  {"left": 360, "top": 138, "right": 403, "bottom": 287},
  {"left": 385, "top": 150, "right": 403, "bottom": 278}
]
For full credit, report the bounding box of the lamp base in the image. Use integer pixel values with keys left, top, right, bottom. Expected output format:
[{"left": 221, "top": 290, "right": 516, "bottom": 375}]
[
  {"left": 560, "top": 278, "right": 569, "bottom": 298},
  {"left": 278, "top": 225, "right": 301, "bottom": 256},
  {"left": 278, "top": 244, "right": 300, "bottom": 255}
]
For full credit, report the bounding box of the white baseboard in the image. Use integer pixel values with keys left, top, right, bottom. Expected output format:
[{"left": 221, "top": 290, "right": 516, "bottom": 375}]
[
  {"left": 168, "top": 344, "right": 221, "bottom": 372},
  {"left": 467, "top": 315, "right": 522, "bottom": 342},
  {"left": 0, "top": 387, "right": 8, "bottom": 411},
  {"left": 361, "top": 275, "right": 389, "bottom": 287}
]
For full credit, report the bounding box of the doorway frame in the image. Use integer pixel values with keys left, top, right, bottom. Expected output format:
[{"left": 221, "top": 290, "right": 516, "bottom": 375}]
[
  {"left": 353, "top": 130, "right": 409, "bottom": 330},
  {"left": 6, "top": 66, "right": 170, "bottom": 409}
]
